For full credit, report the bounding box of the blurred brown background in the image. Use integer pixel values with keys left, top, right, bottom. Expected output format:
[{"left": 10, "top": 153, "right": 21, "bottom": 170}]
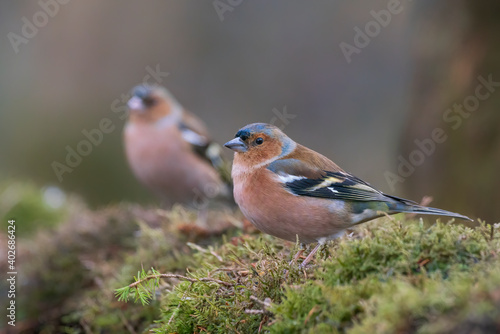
[{"left": 0, "top": 1, "right": 498, "bottom": 222}]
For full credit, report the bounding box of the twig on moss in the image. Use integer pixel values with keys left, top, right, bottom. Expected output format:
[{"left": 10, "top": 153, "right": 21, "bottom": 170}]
[
  {"left": 250, "top": 295, "right": 271, "bottom": 308},
  {"left": 304, "top": 305, "right": 320, "bottom": 325},
  {"left": 245, "top": 309, "right": 266, "bottom": 314},
  {"left": 115, "top": 267, "right": 234, "bottom": 305},
  {"left": 128, "top": 273, "right": 234, "bottom": 288},
  {"left": 245, "top": 296, "right": 273, "bottom": 316},
  {"left": 187, "top": 242, "right": 224, "bottom": 261},
  {"left": 258, "top": 315, "right": 269, "bottom": 333},
  {"left": 211, "top": 267, "right": 246, "bottom": 273}
]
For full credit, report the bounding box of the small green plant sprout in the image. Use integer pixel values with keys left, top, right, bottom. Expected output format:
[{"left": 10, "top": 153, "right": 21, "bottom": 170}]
[{"left": 115, "top": 267, "right": 234, "bottom": 305}]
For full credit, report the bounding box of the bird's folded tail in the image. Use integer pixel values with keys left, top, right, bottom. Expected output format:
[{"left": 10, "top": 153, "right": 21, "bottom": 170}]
[{"left": 389, "top": 198, "right": 473, "bottom": 221}]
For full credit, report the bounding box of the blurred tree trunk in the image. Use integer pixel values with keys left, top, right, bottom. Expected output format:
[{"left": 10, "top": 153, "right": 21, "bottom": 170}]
[{"left": 401, "top": 1, "right": 500, "bottom": 223}]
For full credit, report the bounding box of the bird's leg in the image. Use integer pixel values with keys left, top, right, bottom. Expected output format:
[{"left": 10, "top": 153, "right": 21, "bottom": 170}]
[
  {"left": 299, "top": 243, "right": 322, "bottom": 268},
  {"left": 289, "top": 243, "right": 306, "bottom": 265}
]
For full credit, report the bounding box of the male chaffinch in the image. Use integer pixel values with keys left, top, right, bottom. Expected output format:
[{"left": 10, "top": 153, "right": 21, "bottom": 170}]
[
  {"left": 224, "top": 123, "right": 472, "bottom": 267},
  {"left": 124, "top": 84, "right": 231, "bottom": 206}
]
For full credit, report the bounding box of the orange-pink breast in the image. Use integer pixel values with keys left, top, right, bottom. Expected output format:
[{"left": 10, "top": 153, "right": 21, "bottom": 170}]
[
  {"left": 233, "top": 166, "right": 351, "bottom": 244},
  {"left": 124, "top": 121, "right": 224, "bottom": 205}
]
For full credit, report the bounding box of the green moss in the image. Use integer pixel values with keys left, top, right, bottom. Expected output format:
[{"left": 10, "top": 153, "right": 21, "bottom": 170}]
[
  {"left": 7, "top": 195, "right": 500, "bottom": 333},
  {"left": 0, "top": 181, "right": 68, "bottom": 237},
  {"left": 143, "top": 219, "right": 499, "bottom": 333},
  {"left": 350, "top": 265, "right": 500, "bottom": 334},
  {"left": 321, "top": 219, "right": 492, "bottom": 285}
]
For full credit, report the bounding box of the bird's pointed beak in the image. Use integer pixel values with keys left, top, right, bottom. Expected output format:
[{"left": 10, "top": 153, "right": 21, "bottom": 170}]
[
  {"left": 224, "top": 137, "right": 247, "bottom": 153},
  {"left": 127, "top": 85, "right": 156, "bottom": 112},
  {"left": 127, "top": 95, "right": 146, "bottom": 111}
]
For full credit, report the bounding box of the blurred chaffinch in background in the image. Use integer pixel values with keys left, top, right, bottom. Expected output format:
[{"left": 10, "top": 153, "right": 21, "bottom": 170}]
[
  {"left": 124, "top": 84, "right": 231, "bottom": 207},
  {"left": 225, "top": 123, "right": 472, "bottom": 266}
]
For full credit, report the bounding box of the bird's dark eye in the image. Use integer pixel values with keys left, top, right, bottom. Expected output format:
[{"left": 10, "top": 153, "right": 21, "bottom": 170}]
[
  {"left": 255, "top": 137, "right": 264, "bottom": 145},
  {"left": 142, "top": 96, "right": 156, "bottom": 107}
]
